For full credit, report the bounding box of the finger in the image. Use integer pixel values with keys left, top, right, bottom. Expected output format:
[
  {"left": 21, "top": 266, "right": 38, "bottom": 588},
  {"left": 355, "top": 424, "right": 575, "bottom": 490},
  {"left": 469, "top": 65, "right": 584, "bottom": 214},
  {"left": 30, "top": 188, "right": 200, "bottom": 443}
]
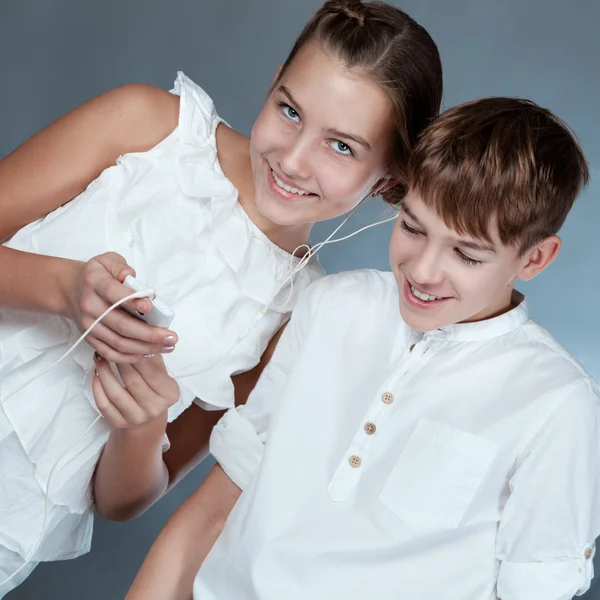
[
  {"left": 92, "top": 368, "right": 128, "bottom": 428},
  {"left": 91, "top": 253, "right": 151, "bottom": 314},
  {"left": 117, "top": 361, "right": 153, "bottom": 398},
  {"left": 80, "top": 282, "right": 150, "bottom": 330},
  {"left": 81, "top": 294, "right": 177, "bottom": 349},
  {"left": 130, "top": 355, "right": 180, "bottom": 402},
  {"left": 86, "top": 335, "right": 145, "bottom": 364},
  {"left": 100, "top": 308, "right": 178, "bottom": 348},
  {"left": 84, "top": 317, "right": 177, "bottom": 358},
  {"left": 94, "top": 355, "right": 146, "bottom": 425},
  {"left": 117, "top": 362, "right": 167, "bottom": 418},
  {"left": 95, "top": 252, "right": 135, "bottom": 283},
  {"left": 96, "top": 275, "right": 154, "bottom": 316}
]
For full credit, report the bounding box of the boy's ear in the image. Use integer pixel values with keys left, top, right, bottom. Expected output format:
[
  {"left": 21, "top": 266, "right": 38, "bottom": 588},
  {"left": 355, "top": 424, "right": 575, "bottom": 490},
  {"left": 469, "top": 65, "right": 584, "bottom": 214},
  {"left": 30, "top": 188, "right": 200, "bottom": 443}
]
[{"left": 517, "top": 235, "right": 561, "bottom": 281}]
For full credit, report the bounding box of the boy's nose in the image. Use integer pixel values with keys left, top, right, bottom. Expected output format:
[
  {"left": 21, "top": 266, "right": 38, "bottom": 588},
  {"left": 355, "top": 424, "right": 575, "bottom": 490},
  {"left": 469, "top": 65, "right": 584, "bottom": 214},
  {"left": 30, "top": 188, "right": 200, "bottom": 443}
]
[{"left": 410, "top": 251, "right": 445, "bottom": 287}]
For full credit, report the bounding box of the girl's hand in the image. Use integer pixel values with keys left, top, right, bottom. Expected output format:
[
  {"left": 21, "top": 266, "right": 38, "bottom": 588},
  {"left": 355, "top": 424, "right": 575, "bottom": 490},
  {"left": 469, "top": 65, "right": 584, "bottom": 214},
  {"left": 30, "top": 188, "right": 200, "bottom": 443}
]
[
  {"left": 93, "top": 353, "right": 181, "bottom": 429},
  {"left": 65, "top": 252, "right": 178, "bottom": 362}
]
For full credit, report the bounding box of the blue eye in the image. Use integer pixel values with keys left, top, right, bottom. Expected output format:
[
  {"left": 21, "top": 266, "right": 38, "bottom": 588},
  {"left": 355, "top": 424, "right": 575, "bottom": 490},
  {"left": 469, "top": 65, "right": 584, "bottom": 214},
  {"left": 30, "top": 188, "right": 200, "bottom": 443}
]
[
  {"left": 281, "top": 103, "right": 300, "bottom": 123},
  {"left": 330, "top": 140, "right": 353, "bottom": 156}
]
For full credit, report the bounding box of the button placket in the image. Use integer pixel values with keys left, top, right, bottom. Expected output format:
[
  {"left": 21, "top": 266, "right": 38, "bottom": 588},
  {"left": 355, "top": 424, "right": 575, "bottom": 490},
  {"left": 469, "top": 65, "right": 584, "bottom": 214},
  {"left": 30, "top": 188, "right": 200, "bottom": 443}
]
[
  {"left": 376, "top": 340, "right": 438, "bottom": 409},
  {"left": 327, "top": 381, "right": 399, "bottom": 502},
  {"left": 357, "top": 337, "right": 442, "bottom": 447},
  {"left": 327, "top": 339, "right": 441, "bottom": 502},
  {"left": 327, "top": 400, "right": 387, "bottom": 501}
]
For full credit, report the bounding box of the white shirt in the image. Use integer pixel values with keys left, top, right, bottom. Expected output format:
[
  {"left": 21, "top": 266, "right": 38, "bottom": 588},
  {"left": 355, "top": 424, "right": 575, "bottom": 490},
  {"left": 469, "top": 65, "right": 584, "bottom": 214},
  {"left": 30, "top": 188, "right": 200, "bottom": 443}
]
[
  {"left": 0, "top": 73, "right": 322, "bottom": 565},
  {"left": 199, "top": 269, "right": 600, "bottom": 600}
]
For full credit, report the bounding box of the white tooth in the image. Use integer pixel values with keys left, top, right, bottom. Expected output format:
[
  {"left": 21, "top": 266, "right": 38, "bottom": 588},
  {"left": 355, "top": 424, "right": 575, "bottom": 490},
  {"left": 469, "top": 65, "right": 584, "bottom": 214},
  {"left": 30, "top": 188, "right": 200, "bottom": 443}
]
[
  {"left": 411, "top": 285, "right": 440, "bottom": 302},
  {"left": 272, "top": 169, "right": 308, "bottom": 196}
]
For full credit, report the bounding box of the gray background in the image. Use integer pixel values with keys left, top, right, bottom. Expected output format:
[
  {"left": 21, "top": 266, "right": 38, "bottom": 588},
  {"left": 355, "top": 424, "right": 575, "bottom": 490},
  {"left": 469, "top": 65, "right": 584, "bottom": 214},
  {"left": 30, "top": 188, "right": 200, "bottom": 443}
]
[{"left": 1, "top": 0, "right": 598, "bottom": 597}]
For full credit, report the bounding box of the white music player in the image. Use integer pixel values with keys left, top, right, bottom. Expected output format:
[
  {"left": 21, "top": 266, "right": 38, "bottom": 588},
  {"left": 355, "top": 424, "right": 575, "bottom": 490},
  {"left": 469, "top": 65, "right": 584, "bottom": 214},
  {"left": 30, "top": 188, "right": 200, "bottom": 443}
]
[{"left": 123, "top": 275, "right": 175, "bottom": 329}]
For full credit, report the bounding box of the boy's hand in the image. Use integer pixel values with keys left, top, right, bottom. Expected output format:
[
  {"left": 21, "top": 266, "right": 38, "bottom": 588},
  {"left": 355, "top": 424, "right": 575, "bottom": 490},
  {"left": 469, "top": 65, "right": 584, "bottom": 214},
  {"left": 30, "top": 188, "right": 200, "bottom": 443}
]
[{"left": 92, "top": 352, "right": 180, "bottom": 429}]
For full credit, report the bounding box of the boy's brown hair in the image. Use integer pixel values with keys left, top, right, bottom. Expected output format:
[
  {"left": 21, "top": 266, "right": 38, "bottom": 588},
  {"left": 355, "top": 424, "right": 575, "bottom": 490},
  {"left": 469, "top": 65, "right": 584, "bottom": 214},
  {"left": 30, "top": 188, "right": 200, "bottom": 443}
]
[{"left": 407, "top": 97, "right": 590, "bottom": 254}]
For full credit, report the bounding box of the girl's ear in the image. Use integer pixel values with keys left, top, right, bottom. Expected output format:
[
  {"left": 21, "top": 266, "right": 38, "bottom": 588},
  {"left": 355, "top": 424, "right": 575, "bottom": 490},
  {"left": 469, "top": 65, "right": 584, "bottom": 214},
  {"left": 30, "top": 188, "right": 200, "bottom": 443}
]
[{"left": 369, "top": 176, "right": 398, "bottom": 198}]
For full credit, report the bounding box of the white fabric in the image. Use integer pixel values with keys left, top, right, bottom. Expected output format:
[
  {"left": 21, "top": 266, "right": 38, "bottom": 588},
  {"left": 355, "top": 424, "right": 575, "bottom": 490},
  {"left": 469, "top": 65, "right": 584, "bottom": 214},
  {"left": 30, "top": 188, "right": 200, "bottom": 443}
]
[
  {"left": 201, "top": 269, "right": 600, "bottom": 600},
  {"left": 0, "top": 72, "right": 322, "bottom": 565},
  {"left": 0, "top": 542, "right": 39, "bottom": 600}
]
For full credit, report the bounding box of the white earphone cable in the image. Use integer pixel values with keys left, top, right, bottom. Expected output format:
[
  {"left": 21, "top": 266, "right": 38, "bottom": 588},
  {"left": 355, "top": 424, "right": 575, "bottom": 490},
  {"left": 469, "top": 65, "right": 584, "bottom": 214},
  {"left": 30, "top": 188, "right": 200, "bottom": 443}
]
[
  {"left": 0, "top": 288, "right": 155, "bottom": 586},
  {"left": 0, "top": 202, "right": 397, "bottom": 585}
]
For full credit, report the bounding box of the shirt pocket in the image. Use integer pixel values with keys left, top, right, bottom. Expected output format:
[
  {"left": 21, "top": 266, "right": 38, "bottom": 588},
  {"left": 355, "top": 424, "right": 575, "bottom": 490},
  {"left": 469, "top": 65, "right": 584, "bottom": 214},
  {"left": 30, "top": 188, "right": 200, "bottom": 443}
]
[{"left": 379, "top": 418, "right": 498, "bottom": 530}]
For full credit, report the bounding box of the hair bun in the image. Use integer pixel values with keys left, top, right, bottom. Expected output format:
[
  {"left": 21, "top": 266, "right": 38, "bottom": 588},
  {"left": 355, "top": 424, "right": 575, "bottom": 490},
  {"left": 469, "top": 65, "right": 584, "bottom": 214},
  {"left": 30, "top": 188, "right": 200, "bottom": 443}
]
[{"left": 324, "top": 0, "right": 366, "bottom": 26}]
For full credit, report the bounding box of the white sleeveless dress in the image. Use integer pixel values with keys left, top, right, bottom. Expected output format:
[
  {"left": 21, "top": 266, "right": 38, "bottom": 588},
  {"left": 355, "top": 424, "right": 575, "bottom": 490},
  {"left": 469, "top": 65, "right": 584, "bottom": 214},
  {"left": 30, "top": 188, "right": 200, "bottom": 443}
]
[{"left": 0, "top": 72, "right": 323, "bottom": 580}]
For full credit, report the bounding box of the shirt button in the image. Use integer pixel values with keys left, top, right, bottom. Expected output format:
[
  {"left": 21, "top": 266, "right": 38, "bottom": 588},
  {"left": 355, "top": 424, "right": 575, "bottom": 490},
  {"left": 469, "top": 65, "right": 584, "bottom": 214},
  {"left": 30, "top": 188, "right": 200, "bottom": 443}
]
[
  {"left": 381, "top": 392, "right": 394, "bottom": 404},
  {"left": 349, "top": 455, "right": 362, "bottom": 468},
  {"left": 364, "top": 422, "right": 377, "bottom": 435},
  {"left": 585, "top": 547, "right": 593, "bottom": 560}
]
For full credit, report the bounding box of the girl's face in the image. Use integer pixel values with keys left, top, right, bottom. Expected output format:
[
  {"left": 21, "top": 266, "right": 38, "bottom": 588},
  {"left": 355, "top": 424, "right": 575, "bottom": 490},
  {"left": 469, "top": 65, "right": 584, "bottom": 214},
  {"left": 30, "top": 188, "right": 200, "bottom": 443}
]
[{"left": 249, "top": 41, "right": 394, "bottom": 240}]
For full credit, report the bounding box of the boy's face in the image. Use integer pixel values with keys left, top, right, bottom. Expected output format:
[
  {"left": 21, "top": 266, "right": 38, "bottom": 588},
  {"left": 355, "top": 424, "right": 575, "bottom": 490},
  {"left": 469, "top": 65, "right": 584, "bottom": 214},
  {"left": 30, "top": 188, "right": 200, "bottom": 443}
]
[{"left": 389, "top": 188, "right": 558, "bottom": 332}]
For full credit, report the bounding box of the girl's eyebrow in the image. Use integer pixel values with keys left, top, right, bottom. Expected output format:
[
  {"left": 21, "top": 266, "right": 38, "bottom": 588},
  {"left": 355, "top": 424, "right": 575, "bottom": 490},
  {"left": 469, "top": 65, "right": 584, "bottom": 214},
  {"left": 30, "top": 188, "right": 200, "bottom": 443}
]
[
  {"left": 279, "top": 85, "right": 302, "bottom": 112},
  {"left": 279, "top": 84, "right": 371, "bottom": 151},
  {"left": 324, "top": 127, "right": 371, "bottom": 151}
]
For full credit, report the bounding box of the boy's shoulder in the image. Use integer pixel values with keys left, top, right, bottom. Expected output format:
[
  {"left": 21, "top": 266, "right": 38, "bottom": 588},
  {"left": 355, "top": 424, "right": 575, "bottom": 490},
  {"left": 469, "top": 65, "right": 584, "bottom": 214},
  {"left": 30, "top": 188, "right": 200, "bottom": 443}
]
[
  {"left": 521, "top": 318, "right": 592, "bottom": 373},
  {"left": 299, "top": 269, "right": 401, "bottom": 331},
  {"left": 307, "top": 268, "right": 397, "bottom": 308},
  {"left": 514, "top": 322, "right": 600, "bottom": 451},
  {"left": 515, "top": 317, "right": 599, "bottom": 399}
]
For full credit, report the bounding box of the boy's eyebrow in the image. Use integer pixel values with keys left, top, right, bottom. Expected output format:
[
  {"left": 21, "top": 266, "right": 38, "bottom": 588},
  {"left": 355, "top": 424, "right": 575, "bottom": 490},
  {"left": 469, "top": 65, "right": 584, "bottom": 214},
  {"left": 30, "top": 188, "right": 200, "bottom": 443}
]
[
  {"left": 457, "top": 239, "right": 497, "bottom": 253},
  {"left": 402, "top": 203, "right": 497, "bottom": 253},
  {"left": 402, "top": 203, "right": 422, "bottom": 226},
  {"left": 278, "top": 85, "right": 371, "bottom": 152}
]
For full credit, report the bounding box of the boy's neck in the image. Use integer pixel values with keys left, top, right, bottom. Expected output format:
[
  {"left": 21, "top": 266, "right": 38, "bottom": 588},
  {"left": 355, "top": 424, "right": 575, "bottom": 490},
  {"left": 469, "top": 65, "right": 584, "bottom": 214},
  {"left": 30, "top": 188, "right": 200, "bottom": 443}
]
[{"left": 460, "top": 287, "right": 521, "bottom": 325}]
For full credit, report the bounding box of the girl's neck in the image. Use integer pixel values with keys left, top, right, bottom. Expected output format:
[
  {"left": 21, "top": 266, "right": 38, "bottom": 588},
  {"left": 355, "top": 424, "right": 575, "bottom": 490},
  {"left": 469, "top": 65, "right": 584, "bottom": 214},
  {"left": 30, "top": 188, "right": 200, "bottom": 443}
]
[
  {"left": 216, "top": 124, "right": 312, "bottom": 258},
  {"left": 240, "top": 196, "right": 312, "bottom": 257}
]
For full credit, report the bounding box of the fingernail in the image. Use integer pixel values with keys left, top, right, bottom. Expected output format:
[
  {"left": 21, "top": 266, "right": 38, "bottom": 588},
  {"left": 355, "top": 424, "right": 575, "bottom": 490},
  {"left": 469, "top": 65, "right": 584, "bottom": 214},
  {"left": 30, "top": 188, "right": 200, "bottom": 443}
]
[
  {"left": 163, "top": 346, "right": 175, "bottom": 352},
  {"left": 164, "top": 335, "right": 176, "bottom": 345},
  {"left": 93, "top": 352, "right": 101, "bottom": 362},
  {"left": 144, "top": 354, "right": 155, "bottom": 359},
  {"left": 94, "top": 369, "right": 99, "bottom": 376}
]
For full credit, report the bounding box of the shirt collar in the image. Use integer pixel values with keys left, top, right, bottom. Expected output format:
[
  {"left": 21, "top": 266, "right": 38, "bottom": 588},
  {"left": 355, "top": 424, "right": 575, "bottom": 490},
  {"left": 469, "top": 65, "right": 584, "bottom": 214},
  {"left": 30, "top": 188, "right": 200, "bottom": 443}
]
[{"left": 422, "top": 290, "right": 530, "bottom": 342}]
